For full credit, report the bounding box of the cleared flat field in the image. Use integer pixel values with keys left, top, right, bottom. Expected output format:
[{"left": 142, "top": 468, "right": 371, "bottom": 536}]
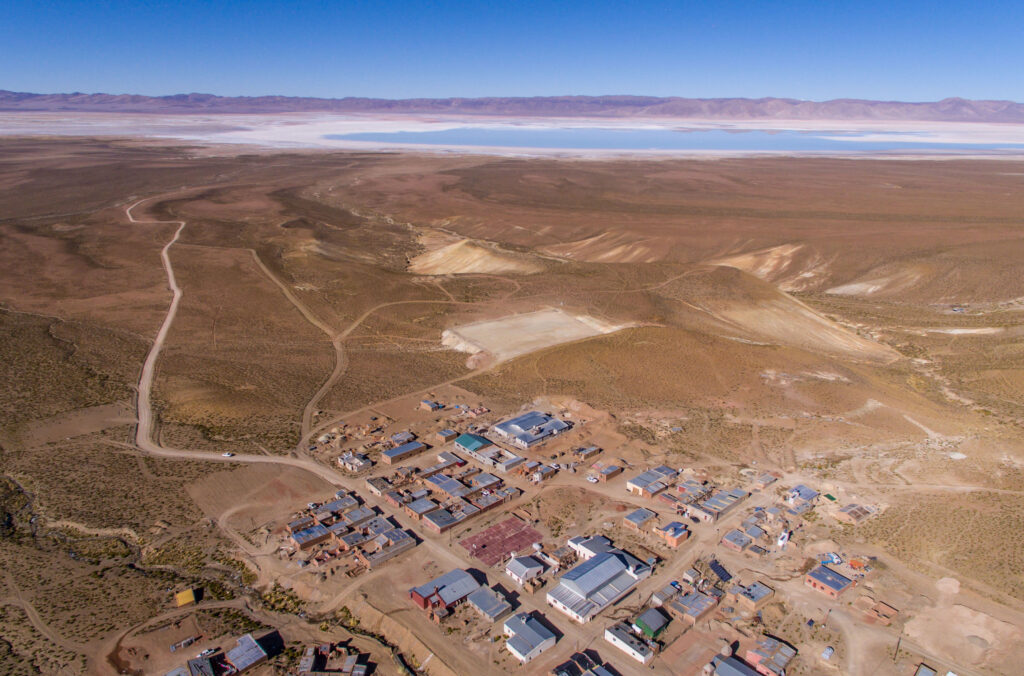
[{"left": 442, "top": 308, "right": 625, "bottom": 362}]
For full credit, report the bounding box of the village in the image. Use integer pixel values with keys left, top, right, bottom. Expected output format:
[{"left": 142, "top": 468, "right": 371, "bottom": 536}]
[{"left": 164, "top": 388, "right": 956, "bottom": 676}]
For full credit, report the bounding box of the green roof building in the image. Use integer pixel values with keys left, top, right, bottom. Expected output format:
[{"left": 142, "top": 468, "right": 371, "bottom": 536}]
[{"left": 634, "top": 607, "right": 669, "bottom": 638}]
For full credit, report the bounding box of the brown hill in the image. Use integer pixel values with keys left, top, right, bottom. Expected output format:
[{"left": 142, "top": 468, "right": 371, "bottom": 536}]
[{"left": 3, "top": 90, "right": 1024, "bottom": 122}]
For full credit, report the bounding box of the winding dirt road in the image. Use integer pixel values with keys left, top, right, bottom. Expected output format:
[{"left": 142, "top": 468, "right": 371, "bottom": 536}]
[{"left": 126, "top": 197, "right": 185, "bottom": 456}]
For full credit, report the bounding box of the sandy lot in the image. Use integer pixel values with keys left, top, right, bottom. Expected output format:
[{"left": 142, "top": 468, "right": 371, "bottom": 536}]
[{"left": 442, "top": 308, "right": 627, "bottom": 362}]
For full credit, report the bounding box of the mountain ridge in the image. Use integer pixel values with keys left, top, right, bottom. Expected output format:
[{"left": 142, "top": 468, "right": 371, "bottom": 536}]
[{"left": 3, "top": 90, "right": 1024, "bottom": 122}]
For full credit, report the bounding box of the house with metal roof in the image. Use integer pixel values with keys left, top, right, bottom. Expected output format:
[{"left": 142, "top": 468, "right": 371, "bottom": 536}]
[
  {"left": 381, "top": 441, "right": 427, "bottom": 465},
  {"left": 651, "top": 583, "right": 681, "bottom": 608},
  {"left": 291, "top": 524, "right": 331, "bottom": 550},
  {"left": 734, "top": 581, "right": 774, "bottom": 612},
  {"left": 665, "top": 590, "right": 718, "bottom": 626},
  {"left": 552, "top": 653, "right": 616, "bottom": 676},
  {"left": 709, "top": 655, "right": 760, "bottom": 676},
  {"left": 404, "top": 497, "right": 439, "bottom": 520},
  {"left": 466, "top": 586, "right": 512, "bottom": 622},
  {"left": 506, "top": 555, "right": 544, "bottom": 586},
  {"left": 787, "top": 484, "right": 819, "bottom": 505},
  {"left": 391, "top": 431, "right": 416, "bottom": 445},
  {"left": 605, "top": 621, "right": 654, "bottom": 664},
  {"left": 421, "top": 508, "right": 459, "bottom": 534},
  {"left": 675, "top": 479, "right": 712, "bottom": 503},
  {"left": 626, "top": 466, "right": 678, "bottom": 497},
  {"left": 567, "top": 535, "right": 615, "bottom": 561},
  {"left": 503, "top": 612, "right": 556, "bottom": 663},
  {"left": 224, "top": 634, "right": 268, "bottom": 673},
  {"left": 342, "top": 506, "right": 376, "bottom": 528},
  {"left": 745, "top": 635, "right": 796, "bottom": 676},
  {"left": 721, "top": 528, "right": 753, "bottom": 552},
  {"left": 454, "top": 433, "right": 492, "bottom": 454},
  {"left": 492, "top": 411, "right": 571, "bottom": 449},
  {"left": 805, "top": 565, "right": 853, "bottom": 598},
  {"left": 633, "top": 606, "right": 670, "bottom": 638},
  {"left": 699, "top": 487, "right": 749, "bottom": 519},
  {"left": 409, "top": 569, "right": 480, "bottom": 610},
  {"left": 624, "top": 507, "right": 657, "bottom": 530},
  {"left": 655, "top": 521, "right": 690, "bottom": 548},
  {"left": 547, "top": 550, "right": 652, "bottom": 623}
]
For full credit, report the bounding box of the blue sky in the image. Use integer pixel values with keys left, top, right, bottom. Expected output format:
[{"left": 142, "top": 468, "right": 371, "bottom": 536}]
[{"left": 2, "top": 1, "right": 1022, "bottom": 101}]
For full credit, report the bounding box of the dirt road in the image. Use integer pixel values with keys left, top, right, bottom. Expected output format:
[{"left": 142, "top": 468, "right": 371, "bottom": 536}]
[{"left": 126, "top": 197, "right": 185, "bottom": 456}]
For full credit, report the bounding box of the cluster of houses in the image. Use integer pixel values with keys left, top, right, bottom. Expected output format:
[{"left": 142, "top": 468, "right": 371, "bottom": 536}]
[
  {"left": 285, "top": 490, "right": 416, "bottom": 569},
  {"left": 622, "top": 465, "right": 757, "bottom": 525}
]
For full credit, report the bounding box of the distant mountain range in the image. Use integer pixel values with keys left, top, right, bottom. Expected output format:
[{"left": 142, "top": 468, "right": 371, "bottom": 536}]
[{"left": 3, "top": 90, "right": 1024, "bottom": 122}]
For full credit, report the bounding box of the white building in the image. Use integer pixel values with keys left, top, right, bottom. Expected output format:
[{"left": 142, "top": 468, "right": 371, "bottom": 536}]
[
  {"left": 566, "top": 535, "right": 614, "bottom": 561},
  {"left": 547, "top": 550, "right": 652, "bottom": 623},
  {"left": 505, "top": 556, "right": 544, "bottom": 586},
  {"left": 604, "top": 622, "right": 654, "bottom": 664},
  {"left": 503, "top": 612, "right": 556, "bottom": 663}
]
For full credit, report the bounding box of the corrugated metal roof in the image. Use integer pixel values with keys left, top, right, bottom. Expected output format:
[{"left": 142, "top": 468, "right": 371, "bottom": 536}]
[
  {"left": 466, "top": 586, "right": 511, "bottom": 621},
  {"left": 504, "top": 612, "right": 555, "bottom": 654},
  {"left": 411, "top": 569, "right": 480, "bottom": 606},
  {"left": 225, "top": 634, "right": 267, "bottom": 672},
  {"left": 507, "top": 555, "right": 544, "bottom": 577},
  {"left": 455, "top": 433, "right": 491, "bottom": 452}
]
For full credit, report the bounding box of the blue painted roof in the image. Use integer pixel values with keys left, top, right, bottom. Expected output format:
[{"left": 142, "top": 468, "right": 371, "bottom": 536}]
[{"left": 807, "top": 565, "right": 852, "bottom": 592}]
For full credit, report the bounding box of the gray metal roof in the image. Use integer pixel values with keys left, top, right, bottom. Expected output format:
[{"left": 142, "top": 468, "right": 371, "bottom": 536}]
[
  {"left": 422, "top": 509, "right": 458, "bottom": 530},
  {"left": 382, "top": 441, "right": 425, "bottom": 459},
  {"left": 493, "top": 411, "right": 570, "bottom": 446},
  {"left": 625, "top": 508, "right": 656, "bottom": 526},
  {"left": 411, "top": 569, "right": 480, "bottom": 606},
  {"left": 507, "top": 555, "right": 544, "bottom": 578},
  {"left": 711, "top": 656, "right": 760, "bottom": 676},
  {"left": 407, "top": 497, "right": 439, "bottom": 515},
  {"left": 504, "top": 612, "right": 555, "bottom": 654},
  {"left": 671, "top": 590, "right": 717, "bottom": 617},
  {"left": 635, "top": 607, "right": 669, "bottom": 633},
  {"left": 607, "top": 621, "right": 653, "bottom": 657},
  {"left": 225, "top": 633, "right": 267, "bottom": 672},
  {"left": 789, "top": 484, "right": 819, "bottom": 501},
  {"left": 628, "top": 466, "right": 677, "bottom": 489},
  {"left": 466, "top": 586, "right": 511, "bottom": 621},
  {"left": 740, "top": 581, "right": 773, "bottom": 603},
  {"left": 550, "top": 551, "right": 647, "bottom": 618},
  {"left": 722, "top": 529, "right": 752, "bottom": 549}
]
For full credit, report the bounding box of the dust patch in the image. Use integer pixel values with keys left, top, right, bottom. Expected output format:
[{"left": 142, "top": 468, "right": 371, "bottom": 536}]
[
  {"left": 442, "top": 308, "right": 628, "bottom": 364},
  {"left": 710, "top": 243, "right": 831, "bottom": 292},
  {"left": 904, "top": 604, "right": 1024, "bottom": 673},
  {"left": 713, "top": 297, "right": 900, "bottom": 363},
  {"left": 409, "top": 236, "right": 542, "bottom": 275},
  {"left": 826, "top": 265, "right": 927, "bottom": 297}
]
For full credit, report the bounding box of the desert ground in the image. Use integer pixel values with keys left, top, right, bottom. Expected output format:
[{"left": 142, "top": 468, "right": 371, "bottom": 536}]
[{"left": 2, "top": 136, "right": 1024, "bottom": 675}]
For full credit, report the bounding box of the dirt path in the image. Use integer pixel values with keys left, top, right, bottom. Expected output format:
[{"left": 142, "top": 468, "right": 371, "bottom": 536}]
[
  {"left": 40, "top": 519, "right": 140, "bottom": 543},
  {"left": 126, "top": 197, "right": 186, "bottom": 456},
  {"left": 2, "top": 572, "right": 86, "bottom": 654}
]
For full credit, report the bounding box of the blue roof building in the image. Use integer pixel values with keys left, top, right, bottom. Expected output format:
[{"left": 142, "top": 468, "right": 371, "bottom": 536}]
[{"left": 805, "top": 565, "right": 853, "bottom": 598}]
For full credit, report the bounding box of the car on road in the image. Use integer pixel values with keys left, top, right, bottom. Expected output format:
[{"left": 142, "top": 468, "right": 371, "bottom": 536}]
[
  {"left": 197, "top": 648, "right": 217, "bottom": 658},
  {"left": 221, "top": 452, "right": 235, "bottom": 457}
]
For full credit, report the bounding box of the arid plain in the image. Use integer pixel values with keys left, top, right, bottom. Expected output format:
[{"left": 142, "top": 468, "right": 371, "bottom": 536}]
[{"left": 2, "top": 136, "right": 1024, "bottom": 676}]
